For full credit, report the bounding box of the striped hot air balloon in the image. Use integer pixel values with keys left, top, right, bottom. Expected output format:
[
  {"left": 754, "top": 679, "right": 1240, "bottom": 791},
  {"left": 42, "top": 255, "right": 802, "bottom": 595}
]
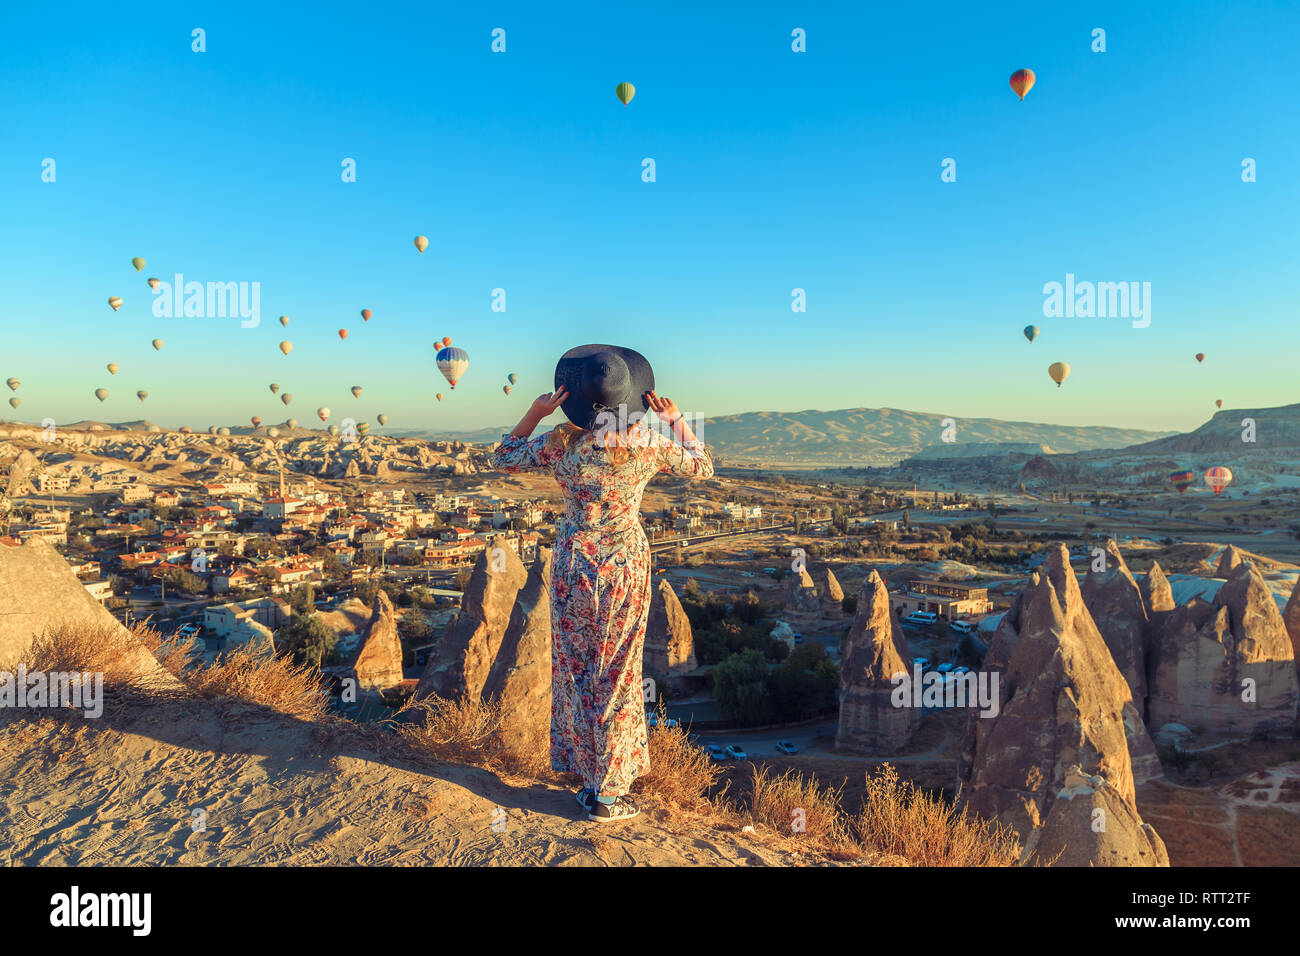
[
  {"left": 1204, "top": 466, "right": 1233, "bottom": 496},
  {"left": 1009, "top": 69, "right": 1035, "bottom": 100},
  {"left": 1168, "top": 470, "right": 1195, "bottom": 493},
  {"left": 615, "top": 82, "right": 635, "bottom": 105},
  {"left": 436, "top": 346, "right": 469, "bottom": 388}
]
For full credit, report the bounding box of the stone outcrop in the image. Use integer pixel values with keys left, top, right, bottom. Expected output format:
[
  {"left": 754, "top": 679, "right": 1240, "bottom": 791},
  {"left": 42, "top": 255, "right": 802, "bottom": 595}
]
[
  {"left": 482, "top": 548, "right": 553, "bottom": 754},
  {"left": 645, "top": 579, "right": 696, "bottom": 682},
  {"left": 836, "top": 570, "right": 919, "bottom": 754},
  {"left": 1081, "top": 540, "right": 1150, "bottom": 707},
  {"left": 958, "top": 545, "right": 1168, "bottom": 866},
  {"left": 1148, "top": 561, "right": 1299, "bottom": 735},
  {"left": 0, "top": 537, "right": 181, "bottom": 691},
  {"left": 820, "top": 567, "right": 845, "bottom": 618},
  {"left": 415, "top": 537, "right": 528, "bottom": 701},
  {"left": 4, "top": 449, "right": 39, "bottom": 497},
  {"left": 1215, "top": 545, "right": 1246, "bottom": 578},
  {"left": 346, "top": 591, "right": 405, "bottom": 692},
  {"left": 784, "top": 569, "right": 821, "bottom": 615},
  {"left": 1141, "top": 561, "right": 1175, "bottom": 615},
  {"left": 1282, "top": 575, "right": 1300, "bottom": 672}
]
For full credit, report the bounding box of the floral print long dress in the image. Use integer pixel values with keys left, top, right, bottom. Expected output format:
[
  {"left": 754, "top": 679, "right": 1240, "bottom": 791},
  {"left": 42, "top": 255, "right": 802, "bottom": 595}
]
[{"left": 491, "top": 426, "right": 713, "bottom": 796}]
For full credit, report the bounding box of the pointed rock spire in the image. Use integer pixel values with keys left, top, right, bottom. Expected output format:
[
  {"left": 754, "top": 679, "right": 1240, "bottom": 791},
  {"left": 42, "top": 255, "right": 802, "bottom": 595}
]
[{"left": 835, "top": 569, "right": 919, "bottom": 753}]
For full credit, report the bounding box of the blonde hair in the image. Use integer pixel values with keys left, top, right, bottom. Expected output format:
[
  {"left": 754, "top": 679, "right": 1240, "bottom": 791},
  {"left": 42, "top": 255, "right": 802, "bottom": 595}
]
[{"left": 545, "top": 421, "right": 633, "bottom": 466}]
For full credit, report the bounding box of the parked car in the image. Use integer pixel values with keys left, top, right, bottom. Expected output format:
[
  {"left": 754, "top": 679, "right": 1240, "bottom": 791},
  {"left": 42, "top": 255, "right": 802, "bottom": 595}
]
[
  {"left": 949, "top": 619, "right": 976, "bottom": 635},
  {"left": 902, "top": 610, "right": 939, "bottom": 628},
  {"left": 776, "top": 740, "right": 799, "bottom": 754},
  {"left": 725, "top": 744, "right": 748, "bottom": 760},
  {"left": 706, "top": 744, "right": 728, "bottom": 762}
]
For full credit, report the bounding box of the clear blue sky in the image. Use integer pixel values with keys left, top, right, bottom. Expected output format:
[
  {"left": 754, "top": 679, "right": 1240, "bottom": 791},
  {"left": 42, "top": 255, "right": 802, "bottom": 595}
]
[{"left": 2, "top": 1, "right": 1296, "bottom": 435}]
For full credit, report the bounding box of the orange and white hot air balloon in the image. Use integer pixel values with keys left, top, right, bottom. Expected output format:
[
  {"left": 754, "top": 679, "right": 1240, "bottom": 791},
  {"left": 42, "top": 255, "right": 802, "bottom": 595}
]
[
  {"left": 147, "top": 277, "right": 161, "bottom": 291},
  {"left": 1204, "top": 466, "right": 1232, "bottom": 496},
  {"left": 338, "top": 329, "right": 348, "bottom": 341},
  {"left": 108, "top": 296, "right": 123, "bottom": 311},
  {"left": 1009, "top": 68, "right": 1035, "bottom": 101},
  {"left": 251, "top": 416, "right": 262, "bottom": 427},
  {"left": 317, "top": 407, "right": 330, "bottom": 422}
]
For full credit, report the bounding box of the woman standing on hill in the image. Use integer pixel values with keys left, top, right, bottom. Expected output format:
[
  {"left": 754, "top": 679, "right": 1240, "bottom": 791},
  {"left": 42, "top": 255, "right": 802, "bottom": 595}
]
[{"left": 491, "top": 345, "right": 712, "bottom": 822}]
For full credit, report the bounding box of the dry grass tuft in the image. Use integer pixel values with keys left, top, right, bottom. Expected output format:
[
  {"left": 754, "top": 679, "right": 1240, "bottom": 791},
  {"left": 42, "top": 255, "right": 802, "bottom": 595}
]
[
  {"left": 178, "top": 642, "right": 329, "bottom": 722},
  {"left": 634, "top": 720, "right": 723, "bottom": 815},
  {"left": 5, "top": 621, "right": 176, "bottom": 712},
  {"left": 743, "top": 763, "right": 856, "bottom": 852},
  {"left": 853, "top": 764, "right": 1021, "bottom": 866}
]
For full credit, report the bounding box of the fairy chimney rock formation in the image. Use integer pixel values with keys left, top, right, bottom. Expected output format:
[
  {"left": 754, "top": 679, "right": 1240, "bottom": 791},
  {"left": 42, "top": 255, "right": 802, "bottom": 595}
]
[
  {"left": 415, "top": 537, "right": 528, "bottom": 701},
  {"left": 958, "top": 545, "right": 1168, "bottom": 866},
  {"left": 1148, "top": 561, "right": 1299, "bottom": 735},
  {"left": 482, "top": 548, "right": 553, "bottom": 754},
  {"left": 1081, "top": 539, "right": 1151, "bottom": 706},
  {"left": 347, "top": 590, "right": 405, "bottom": 691},
  {"left": 836, "top": 570, "right": 920, "bottom": 754},
  {"left": 784, "top": 568, "right": 821, "bottom": 615},
  {"left": 645, "top": 579, "right": 697, "bottom": 682},
  {"left": 1215, "top": 545, "right": 1247, "bottom": 578},
  {"left": 1141, "top": 561, "right": 1175, "bottom": 616},
  {"left": 821, "top": 567, "right": 845, "bottom": 618},
  {"left": 1284, "top": 575, "right": 1300, "bottom": 673}
]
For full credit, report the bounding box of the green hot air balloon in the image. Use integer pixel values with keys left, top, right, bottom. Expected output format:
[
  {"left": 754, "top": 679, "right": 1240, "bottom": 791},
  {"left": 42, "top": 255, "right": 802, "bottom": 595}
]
[
  {"left": 1023, "top": 325, "right": 1039, "bottom": 343},
  {"left": 281, "top": 393, "right": 293, "bottom": 406},
  {"left": 94, "top": 388, "right": 109, "bottom": 402},
  {"left": 131, "top": 257, "right": 146, "bottom": 272},
  {"left": 616, "top": 82, "right": 635, "bottom": 105},
  {"left": 8, "top": 397, "right": 19, "bottom": 409},
  {"left": 286, "top": 418, "right": 298, "bottom": 429},
  {"left": 357, "top": 421, "right": 370, "bottom": 436},
  {"left": 152, "top": 338, "right": 164, "bottom": 351}
]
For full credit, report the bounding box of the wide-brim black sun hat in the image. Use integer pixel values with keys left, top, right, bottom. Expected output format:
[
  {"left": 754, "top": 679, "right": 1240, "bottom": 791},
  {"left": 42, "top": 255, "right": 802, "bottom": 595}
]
[{"left": 554, "top": 344, "right": 655, "bottom": 430}]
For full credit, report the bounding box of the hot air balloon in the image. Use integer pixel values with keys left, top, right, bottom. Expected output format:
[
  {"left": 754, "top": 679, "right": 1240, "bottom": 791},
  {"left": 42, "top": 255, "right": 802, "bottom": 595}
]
[
  {"left": 267, "top": 426, "right": 280, "bottom": 439},
  {"left": 414, "top": 235, "right": 429, "bottom": 253},
  {"left": 1215, "top": 399, "right": 1224, "bottom": 409},
  {"left": 503, "top": 385, "right": 512, "bottom": 395},
  {"left": 1009, "top": 68, "right": 1035, "bottom": 100},
  {"left": 1048, "top": 362, "right": 1070, "bottom": 387},
  {"left": 279, "top": 315, "right": 290, "bottom": 327},
  {"left": 108, "top": 296, "right": 123, "bottom": 311},
  {"left": 8, "top": 397, "right": 19, "bottom": 409},
  {"left": 338, "top": 329, "right": 348, "bottom": 341},
  {"left": 436, "top": 393, "right": 443, "bottom": 402},
  {"left": 5, "top": 378, "right": 18, "bottom": 391},
  {"left": 218, "top": 427, "right": 230, "bottom": 436},
  {"left": 441, "top": 336, "right": 452, "bottom": 347},
  {"left": 357, "top": 422, "right": 370, "bottom": 437},
  {"left": 94, "top": 388, "right": 108, "bottom": 402},
  {"left": 147, "top": 277, "right": 161, "bottom": 291},
  {"left": 317, "top": 407, "right": 330, "bottom": 422},
  {"left": 286, "top": 418, "right": 298, "bottom": 429},
  {"left": 152, "top": 339, "right": 164, "bottom": 351},
  {"left": 137, "top": 390, "right": 148, "bottom": 402},
  {"left": 1195, "top": 353, "right": 1205, "bottom": 363},
  {"left": 1023, "top": 325, "right": 1039, "bottom": 343},
  {"left": 377, "top": 414, "right": 388, "bottom": 426},
  {"left": 507, "top": 372, "right": 518, "bottom": 385},
  {"left": 615, "top": 82, "right": 636, "bottom": 105},
  {"left": 281, "top": 393, "right": 292, "bottom": 406},
  {"left": 1169, "top": 470, "right": 1195, "bottom": 493},
  {"left": 361, "top": 309, "right": 371, "bottom": 321},
  {"left": 180, "top": 426, "right": 193, "bottom": 434},
  {"left": 436, "top": 346, "right": 469, "bottom": 388},
  {"left": 1204, "top": 466, "right": 1233, "bottom": 496},
  {"left": 251, "top": 416, "right": 262, "bottom": 427},
  {"left": 351, "top": 386, "right": 363, "bottom": 399},
  {"left": 328, "top": 425, "right": 340, "bottom": 437},
  {"left": 131, "top": 257, "right": 146, "bottom": 272},
  {"left": 280, "top": 341, "right": 293, "bottom": 355},
  {"left": 208, "top": 426, "right": 218, "bottom": 435},
  {"left": 107, "top": 363, "right": 119, "bottom": 375},
  {"left": 269, "top": 384, "right": 280, "bottom": 394}
]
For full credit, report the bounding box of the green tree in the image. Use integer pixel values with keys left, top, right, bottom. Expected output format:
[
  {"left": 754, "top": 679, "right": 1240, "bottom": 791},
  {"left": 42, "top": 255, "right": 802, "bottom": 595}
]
[{"left": 713, "top": 648, "right": 770, "bottom": 725}]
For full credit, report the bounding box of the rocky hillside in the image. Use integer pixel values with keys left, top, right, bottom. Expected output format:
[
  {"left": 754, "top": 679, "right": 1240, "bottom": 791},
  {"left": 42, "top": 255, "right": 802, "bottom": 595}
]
[{"left": 696, "top": 408, "right": 1170, "bottom": 466}]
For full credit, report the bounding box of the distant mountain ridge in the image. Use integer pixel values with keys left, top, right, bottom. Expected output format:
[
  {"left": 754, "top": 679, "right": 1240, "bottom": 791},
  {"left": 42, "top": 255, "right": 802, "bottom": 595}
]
[{"left": 696, "top": 407, "right": 1175, "bottom": 466}]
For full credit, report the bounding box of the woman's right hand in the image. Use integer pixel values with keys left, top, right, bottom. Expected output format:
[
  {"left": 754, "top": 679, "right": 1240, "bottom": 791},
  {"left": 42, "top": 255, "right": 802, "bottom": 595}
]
[
  {"left": 645, "top": 390, "right": 680, "bottom": 423},
  {"left": 530, "top": 387, "right": 569, "bottom": 418}
]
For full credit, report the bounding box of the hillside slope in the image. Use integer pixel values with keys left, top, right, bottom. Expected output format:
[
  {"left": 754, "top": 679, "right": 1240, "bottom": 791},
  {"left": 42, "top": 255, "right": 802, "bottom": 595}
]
[{"left": 0, "top": 698, "right": 833, "bottom": 867}]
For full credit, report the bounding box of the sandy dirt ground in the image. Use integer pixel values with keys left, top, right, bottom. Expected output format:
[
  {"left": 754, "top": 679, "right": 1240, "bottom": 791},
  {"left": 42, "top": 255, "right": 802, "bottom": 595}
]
[{"left": 0, "top": 697, "right": 848, "bottom": 867}]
